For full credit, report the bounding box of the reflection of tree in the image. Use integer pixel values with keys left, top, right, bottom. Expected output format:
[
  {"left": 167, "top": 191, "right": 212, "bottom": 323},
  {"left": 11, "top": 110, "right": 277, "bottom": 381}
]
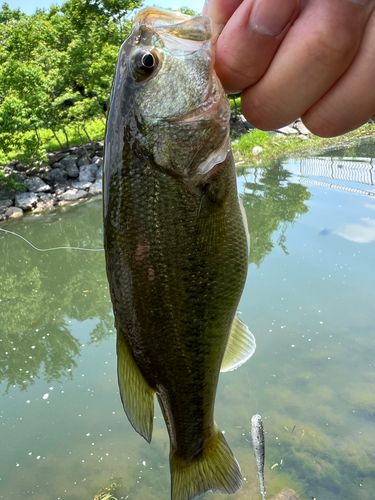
[
  {"left": 0, "top": 165, "right": 310, "bottom": 391},
  {"left": 241, "top": 160, "right": 311, "bottom": 266},
  {"left": 0, "top": 199, "right": 113, "bottom": 392}
]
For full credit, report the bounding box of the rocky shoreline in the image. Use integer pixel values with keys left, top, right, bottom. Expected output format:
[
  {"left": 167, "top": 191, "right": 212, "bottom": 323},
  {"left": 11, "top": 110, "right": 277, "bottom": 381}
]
[{"left": 0, "top": 142, "right": 104, "bottom": 222}]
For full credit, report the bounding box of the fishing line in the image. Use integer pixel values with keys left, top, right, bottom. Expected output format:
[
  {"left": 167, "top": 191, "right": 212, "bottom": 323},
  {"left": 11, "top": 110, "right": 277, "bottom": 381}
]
[{"left": 0, "top": 228, "right": 104, "bottom": 252}]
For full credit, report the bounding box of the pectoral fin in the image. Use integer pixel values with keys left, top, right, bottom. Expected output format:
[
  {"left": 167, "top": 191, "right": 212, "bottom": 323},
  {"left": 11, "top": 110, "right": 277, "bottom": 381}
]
[
  {"left": 117, "top": 329, "right": 155, "bottom": 443},
  {"left": 221, "top": 315, "right": 256, "bottom": 372}
]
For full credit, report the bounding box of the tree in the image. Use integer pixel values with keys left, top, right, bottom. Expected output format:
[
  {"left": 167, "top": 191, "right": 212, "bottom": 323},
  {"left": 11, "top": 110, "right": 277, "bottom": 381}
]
[{"left": 0, "top": 0, "right": 140, "bottom": 161}]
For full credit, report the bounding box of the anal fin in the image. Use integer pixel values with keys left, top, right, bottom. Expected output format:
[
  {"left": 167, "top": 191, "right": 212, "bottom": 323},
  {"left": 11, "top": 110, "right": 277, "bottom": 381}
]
[
  {"left": 117, "top": 329, "right": 155, "bottom": 442},
  {"left": 221, "top": 315, "right": 256, "bottom": 372}
]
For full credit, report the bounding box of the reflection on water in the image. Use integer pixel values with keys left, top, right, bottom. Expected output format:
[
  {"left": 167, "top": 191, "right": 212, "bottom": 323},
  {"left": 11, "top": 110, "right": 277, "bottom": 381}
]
[
  {"left": 0, "top": 200, "right": 112, "bottom": 393},
  {"left": 239, "top": 160, "right": 310, "bottom": 266},
  {"left": 1, "top": 140, "right": 375, "bottom": 500}
]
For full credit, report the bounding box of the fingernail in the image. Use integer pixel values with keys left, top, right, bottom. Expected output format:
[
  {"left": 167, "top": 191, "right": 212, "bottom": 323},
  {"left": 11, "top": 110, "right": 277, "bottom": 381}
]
[{"left": 250, "top": 0, "right": 300, "bottom": 36}]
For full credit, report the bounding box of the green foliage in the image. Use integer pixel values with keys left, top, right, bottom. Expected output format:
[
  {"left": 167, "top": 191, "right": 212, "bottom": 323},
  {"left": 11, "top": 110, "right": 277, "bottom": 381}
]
[
  {"left": 0, "top": 2, "right": 24, "bottom": 23},
  {"left": 0, "top": 170, "right": 25, "bottom": 191},
  {"left": 228, "top": 93, "right": 242, "bottom": 113},
  {"left": 178, "top": 7, "right": 198, "bottom": 16},
  {"left": 232, "top": 122, "right": 375, "bottom": 168},
  {"left": 236, "top": 128, "right": 269, "bottom": 152},
  {"left": 0, "top": 0, "right": 139, "bottom": 162}
]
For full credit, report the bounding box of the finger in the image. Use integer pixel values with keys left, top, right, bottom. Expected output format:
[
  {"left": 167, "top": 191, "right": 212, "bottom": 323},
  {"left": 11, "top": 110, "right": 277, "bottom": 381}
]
[
  {"left": 302, "top": 8, "right": 375, "bottom": 136},
  {"left": 241, "top": 0, "right": 375, "bottom": 130},
  {"left": 202, "top": 0, "right": 244, "bottom": 24},
  {"left": 214, "top": 0, "right": 301, "bottom": 92}
]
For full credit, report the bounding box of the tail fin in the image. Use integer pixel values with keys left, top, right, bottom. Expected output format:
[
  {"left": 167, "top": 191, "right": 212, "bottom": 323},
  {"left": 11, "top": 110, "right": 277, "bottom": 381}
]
[{"left": 170, "top": 425, "right": 242, "bottom": 500}]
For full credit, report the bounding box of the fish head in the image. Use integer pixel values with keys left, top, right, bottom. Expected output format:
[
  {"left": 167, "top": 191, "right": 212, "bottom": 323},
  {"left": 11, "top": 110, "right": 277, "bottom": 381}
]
[{"left": 106, "top": 7, "right": 231, "bottom": 183}]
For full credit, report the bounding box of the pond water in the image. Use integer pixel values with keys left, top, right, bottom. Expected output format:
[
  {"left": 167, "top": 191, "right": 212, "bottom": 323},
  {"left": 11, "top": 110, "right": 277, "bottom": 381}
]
[{"left": 1, "top": 140, "right": 375, "bottom": 500}]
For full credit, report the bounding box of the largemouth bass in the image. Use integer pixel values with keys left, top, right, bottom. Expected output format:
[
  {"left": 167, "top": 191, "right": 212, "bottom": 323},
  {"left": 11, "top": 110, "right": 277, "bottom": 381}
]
[{"left": 103, "top": 7, "right": 255, "bottom": 500}]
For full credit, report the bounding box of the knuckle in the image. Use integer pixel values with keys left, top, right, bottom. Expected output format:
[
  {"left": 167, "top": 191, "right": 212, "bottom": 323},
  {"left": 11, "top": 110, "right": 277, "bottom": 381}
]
[{"left": 306, "top": 18, "right": 359, "bottom": 67}]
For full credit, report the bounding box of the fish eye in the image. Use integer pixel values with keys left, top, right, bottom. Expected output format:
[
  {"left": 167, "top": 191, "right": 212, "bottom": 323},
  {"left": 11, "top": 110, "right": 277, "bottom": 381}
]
[
  {"left": 133, "top": 50, "right": 159, "bottom": 81},
  {"left": 141, "top": 53, "right": 155, "bottom": 69}
]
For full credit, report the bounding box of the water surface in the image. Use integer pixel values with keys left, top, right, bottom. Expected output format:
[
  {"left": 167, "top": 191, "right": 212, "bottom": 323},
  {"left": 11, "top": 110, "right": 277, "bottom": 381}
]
[{"left": 1, "top": 140, "right": 375, "bottom": 500}]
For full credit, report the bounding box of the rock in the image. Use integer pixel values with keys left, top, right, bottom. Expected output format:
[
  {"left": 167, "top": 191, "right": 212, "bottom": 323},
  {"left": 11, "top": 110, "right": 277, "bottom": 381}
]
[
  {"left": 93, "top": 141, "right": 104, "bottom": 151},
  {"left": 33, "top": 193, "right": 55, "bottom": 212},
  {"left": 0, "top": 199, "right": 13, "bottom": 215},
  {"left": 91, "top": 155, "right": 103, "bottom": 167},
  {"left": 15, "top": 192, "right": 38, "bottom": 211},
  {"left": 59, "top": 155, "right": 79, "bottom": 178},
  {"left": 275, "top": 125, "right": 299, "bottom": 135},
  {"left": 55, "top": 184, "right": 69, "bottom": 196},
  {"left": 230, "top": 114, "right": 252, "bottom": 135},
  {"left": 59, "top": 189, "right": 88, "bottom": 202},
  {"left": 44, "top": 168, "right": 68, "bottom": 184},
  {"left": 46, "top": 152, "right": 66, "bottom": 165},
  {"left": 293, "top": 119, "right": 311, "bottom": 135},
  {"left": 51, "top": 161, "right": 65, "bottom": 169},
  {"left": 252, "top": 146, "right": 263, "bottom": 156},
  {"left": 1, "top": 166, "right": 12, "bottom": 176},
  {"left": 89, "top": 180, "right": 102, "bottom": 196},
  {"left": 26, "top": 165, "right": 51, "bottom": 176},
  {"left": 72, "top": 181, "right": 92, "bottom": 190},
  {"left": 39, "top": 193, "right": 54, "bottom": 203},
  {"left": 78, "top": 156, "right": 91, "bottom": 167},
  {"left": 60, "top": 155, "right": 78, "bottom": 169},
  {"left": 6, "top": 161, "right": 28, "bottom": 172},
  {"left": 66, "top": 163, "right": 79, "bottom": 179},
  {"left": 269, "top": 488, "right": 302, "bottom": 500},
  {"left": 13, "top": 172, "right": 27, "bottom": 184},
  {"left": 0, "top": 188, "right": 16, "bottom": 201},
  {"left": 96, "top": 165, "right": 103, "bottom": 180},
  {"left": 79, "top": 163, "right": 98, "bottom": 183},
  {"left": 68, "top": 146, "right": 84, "bottom": 156},
  {"left": 4, "top": 206, "right": 23, "bottom": 219},
  {"left": 5, "top": 160, "right": 19, "bottom": 170},
  {"left": 25, "top": 176, "right": 51, "bottom": 193}
]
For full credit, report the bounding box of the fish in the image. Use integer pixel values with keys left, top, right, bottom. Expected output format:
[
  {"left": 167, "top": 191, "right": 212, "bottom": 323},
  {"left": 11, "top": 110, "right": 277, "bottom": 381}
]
[
  {"left": 103, "top": 7, "right": 255, "bottom": 500},
  {"left": 251, "top": 414, "right": 266, "bottom": 500}
]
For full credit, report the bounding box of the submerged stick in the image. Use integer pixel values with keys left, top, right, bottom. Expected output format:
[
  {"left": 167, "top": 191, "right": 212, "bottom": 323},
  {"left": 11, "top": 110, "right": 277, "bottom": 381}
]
[{"left": 251, "top": 414, "right": 266, "bottom": 500}]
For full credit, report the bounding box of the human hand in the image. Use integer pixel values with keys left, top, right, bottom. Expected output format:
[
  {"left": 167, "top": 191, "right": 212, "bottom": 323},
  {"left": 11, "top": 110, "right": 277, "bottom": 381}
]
[{"left": 202, "top": 0, "right": 375, "bottom": 137}]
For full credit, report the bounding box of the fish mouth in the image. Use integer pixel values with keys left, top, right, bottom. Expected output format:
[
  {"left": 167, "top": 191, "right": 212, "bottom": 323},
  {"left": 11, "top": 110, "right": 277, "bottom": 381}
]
[
  {"left": 133, "top": 7, "right": 211, "bottom": 41},
  {"left": 133, "top": 7, "right": 212, "bottom": 56},
  {"left": 133, "top": 7, "right": 191, "bottom": 27}
]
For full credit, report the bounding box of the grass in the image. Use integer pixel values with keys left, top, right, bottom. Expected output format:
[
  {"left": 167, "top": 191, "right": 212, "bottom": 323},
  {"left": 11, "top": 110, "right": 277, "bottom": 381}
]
[
  {"left": 42, "top": 119, "right": 106, "bottom": 152},
  {"left": 232, "top": 121, "right": 375, "bottom": 167},
  {"left": 1, "top": 107, "right": 374, "bottom": 170},
  {"left": 0, "top": 118, "right": 106, "bottom": 165}
]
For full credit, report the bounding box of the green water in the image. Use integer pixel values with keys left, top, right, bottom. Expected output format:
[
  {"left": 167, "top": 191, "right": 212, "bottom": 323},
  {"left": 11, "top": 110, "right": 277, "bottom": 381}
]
[{"left": 1, "top": 141, "right": 375, "bottom": 500}]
